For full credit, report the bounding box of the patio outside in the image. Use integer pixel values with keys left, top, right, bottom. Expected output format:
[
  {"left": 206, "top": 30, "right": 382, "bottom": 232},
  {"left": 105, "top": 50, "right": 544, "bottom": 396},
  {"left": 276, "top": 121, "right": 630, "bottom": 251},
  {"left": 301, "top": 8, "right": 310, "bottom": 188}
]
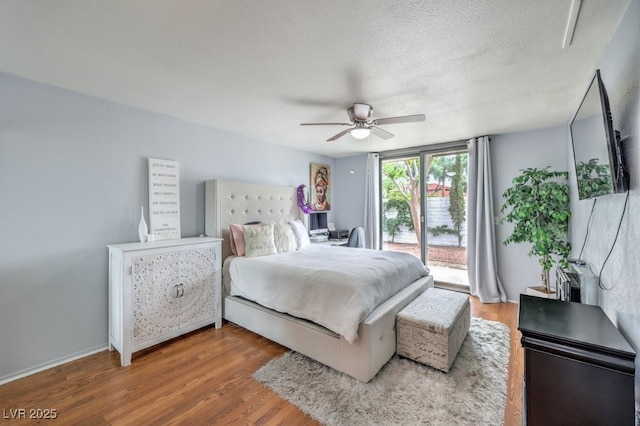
[{"left": 384, "top": 242, "right": 469, "bottom": 286}]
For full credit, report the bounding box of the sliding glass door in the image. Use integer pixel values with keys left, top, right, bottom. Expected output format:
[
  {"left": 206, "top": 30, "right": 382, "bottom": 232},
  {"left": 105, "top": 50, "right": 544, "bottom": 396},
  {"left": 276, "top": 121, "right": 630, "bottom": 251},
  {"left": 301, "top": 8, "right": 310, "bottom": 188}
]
[
  {"left": 381, "top": 156, "right": 423, "bottom": 260},
  {"left": 381, "top": 144, "right": 469, "bottom": 287}
]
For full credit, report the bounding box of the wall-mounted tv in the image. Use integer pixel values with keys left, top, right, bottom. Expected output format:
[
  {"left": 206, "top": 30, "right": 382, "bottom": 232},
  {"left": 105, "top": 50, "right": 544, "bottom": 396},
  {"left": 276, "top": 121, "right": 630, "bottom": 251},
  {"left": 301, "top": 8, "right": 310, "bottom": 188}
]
[{"left": 570, "top": 69, "right": 628, "bottom": 200}]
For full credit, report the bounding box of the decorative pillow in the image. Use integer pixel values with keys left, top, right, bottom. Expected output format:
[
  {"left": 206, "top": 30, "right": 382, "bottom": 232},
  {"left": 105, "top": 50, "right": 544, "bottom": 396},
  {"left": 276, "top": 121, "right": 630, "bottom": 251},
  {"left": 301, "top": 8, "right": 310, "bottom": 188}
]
[
  {"left": 229, "top": 222, "right": 263, "bottom": 256},
  {"left": 270, "top": 220, "right": 298, "bottom": 253},
  {"left": 289, "top": 219, "right": 311, "bottom": 249},
  {"left": 243, "top": 223, "right": 277, "bottom": 257},
  {"left": 229, "top": 223, "right": 243, "bottom": 256}
]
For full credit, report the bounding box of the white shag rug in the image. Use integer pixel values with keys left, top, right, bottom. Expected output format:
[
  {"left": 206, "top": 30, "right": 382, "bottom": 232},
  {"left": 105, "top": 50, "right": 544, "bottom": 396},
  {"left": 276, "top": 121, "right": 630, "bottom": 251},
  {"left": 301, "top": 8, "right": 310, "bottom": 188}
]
[{"left": 254, "top": 317, "right": 510, "bottom": 426}]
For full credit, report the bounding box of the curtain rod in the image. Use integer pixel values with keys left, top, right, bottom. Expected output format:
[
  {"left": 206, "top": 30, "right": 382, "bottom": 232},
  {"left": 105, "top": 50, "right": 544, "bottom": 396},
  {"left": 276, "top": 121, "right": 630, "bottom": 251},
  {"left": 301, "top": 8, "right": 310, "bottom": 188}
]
[
  {"left": 378, "top": 139, "right": 468, "bottom": 159},
  {"left": 378, "top": 136, "right": 492, "bottom": 159}
]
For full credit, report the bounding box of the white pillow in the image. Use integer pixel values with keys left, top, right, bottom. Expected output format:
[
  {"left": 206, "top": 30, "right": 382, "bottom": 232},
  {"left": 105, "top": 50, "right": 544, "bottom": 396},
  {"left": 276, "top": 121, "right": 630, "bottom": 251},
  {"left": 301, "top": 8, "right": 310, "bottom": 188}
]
[
  {"left": 270, "top": 220, "right": 298, "bottom": 253},
  {"left": 289, "top": 219, "right": 311, "bottom": 249},
  {"left": 243, "top": 223, "right": 277, "bottom": 257}
]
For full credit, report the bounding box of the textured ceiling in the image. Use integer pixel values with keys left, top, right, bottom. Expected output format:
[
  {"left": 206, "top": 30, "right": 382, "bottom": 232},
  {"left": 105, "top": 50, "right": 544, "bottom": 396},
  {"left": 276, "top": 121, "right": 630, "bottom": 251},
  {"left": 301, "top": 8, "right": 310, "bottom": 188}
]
[{"left": 0, "top": 1, "right": 631, "bottom": 158}]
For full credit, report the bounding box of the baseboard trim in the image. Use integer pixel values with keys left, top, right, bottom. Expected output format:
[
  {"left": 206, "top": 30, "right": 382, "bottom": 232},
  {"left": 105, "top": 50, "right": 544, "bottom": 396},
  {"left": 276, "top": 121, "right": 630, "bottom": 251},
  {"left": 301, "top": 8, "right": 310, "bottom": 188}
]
[{"left": 0, "top": 345, "right": 109, "bottom": 385}]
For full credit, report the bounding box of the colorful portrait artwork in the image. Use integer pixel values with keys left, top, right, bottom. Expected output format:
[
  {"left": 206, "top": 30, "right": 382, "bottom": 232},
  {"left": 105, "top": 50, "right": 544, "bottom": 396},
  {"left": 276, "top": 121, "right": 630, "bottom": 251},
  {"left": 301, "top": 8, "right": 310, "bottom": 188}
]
[{"left": 310, "top": 163, "right": 331, "bottom": 211}]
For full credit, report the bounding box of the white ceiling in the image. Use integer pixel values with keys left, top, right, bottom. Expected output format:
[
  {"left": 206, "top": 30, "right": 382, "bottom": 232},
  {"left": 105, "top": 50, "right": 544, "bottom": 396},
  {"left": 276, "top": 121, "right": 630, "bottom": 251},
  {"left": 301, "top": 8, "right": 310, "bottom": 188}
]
[{"left": 0, "top": 1, "right": 631, "bottom": 158}]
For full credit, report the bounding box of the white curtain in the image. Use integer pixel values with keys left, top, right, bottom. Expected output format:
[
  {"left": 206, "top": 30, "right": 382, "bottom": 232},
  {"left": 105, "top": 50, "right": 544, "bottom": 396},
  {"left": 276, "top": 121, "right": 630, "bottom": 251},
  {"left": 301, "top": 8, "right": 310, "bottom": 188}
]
[
  {"left": 364, "top": 153, "right": 380, "bottom": 250},
  {"left": 467, "top": 136, "right": 507, "bottom": 303}
]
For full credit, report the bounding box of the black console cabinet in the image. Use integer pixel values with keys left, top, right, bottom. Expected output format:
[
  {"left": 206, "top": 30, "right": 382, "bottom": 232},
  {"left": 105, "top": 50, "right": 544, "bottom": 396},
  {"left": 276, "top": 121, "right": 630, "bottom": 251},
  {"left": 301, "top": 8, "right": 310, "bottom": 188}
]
[{"left": 518, "top": 295, "right": 635, "bottom": 426}]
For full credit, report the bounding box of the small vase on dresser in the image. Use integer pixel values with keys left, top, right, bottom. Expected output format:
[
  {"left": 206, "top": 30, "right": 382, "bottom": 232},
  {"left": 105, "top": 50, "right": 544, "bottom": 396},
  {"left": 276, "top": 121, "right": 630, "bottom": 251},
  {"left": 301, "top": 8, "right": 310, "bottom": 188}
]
[{"left": 138, "top": 206, "right": 148, "bottom": 243}]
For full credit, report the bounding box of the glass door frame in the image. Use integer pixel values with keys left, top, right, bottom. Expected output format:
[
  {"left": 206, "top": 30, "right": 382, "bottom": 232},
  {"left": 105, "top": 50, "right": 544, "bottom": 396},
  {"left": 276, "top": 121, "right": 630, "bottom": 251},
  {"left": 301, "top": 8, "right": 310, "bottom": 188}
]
[{"left": 378, "top": 140, "right": 469, "bottom": 267}]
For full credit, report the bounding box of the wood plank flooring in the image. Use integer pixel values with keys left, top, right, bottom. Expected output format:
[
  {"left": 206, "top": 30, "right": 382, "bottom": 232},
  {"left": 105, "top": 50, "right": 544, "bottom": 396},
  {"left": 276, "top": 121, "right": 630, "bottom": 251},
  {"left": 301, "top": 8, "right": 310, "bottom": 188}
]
[{"left": 0, "top": 296, "right": 522, "bottom": 425}]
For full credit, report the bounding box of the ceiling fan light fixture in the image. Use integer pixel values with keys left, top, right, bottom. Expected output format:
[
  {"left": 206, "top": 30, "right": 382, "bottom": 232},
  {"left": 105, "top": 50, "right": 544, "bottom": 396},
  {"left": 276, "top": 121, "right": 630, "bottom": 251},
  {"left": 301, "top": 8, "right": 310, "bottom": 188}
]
[
  {"left": 300, "top": 103, "right": 424, "bottom": 142},
  {"left": 350, "top": 128, "right": 371, "bottom": 139}
]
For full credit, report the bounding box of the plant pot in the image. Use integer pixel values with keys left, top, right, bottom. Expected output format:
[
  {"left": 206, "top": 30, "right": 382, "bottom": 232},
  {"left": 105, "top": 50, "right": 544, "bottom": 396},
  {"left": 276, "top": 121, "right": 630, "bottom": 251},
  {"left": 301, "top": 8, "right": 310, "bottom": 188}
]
[{"left": 526, "top": 286, "right": 556, "bottom": 299}]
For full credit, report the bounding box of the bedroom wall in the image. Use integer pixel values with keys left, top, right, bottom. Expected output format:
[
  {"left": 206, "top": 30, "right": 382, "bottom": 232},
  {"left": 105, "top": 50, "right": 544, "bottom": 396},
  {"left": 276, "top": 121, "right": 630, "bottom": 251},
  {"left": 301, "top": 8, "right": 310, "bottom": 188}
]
[
  {"left": 0, "top": 72, "right": 334, "bottom": 382},
  {"left": 569, "top": 0, "right": 639, "bottom": 332},
  {"left": 566, "top": 0, "right": 639, "bottom": 412},
  {"left": 490, "top": 126, "right": 568, "bottom": 302},
  {"left": 333, "top": 154, "right": 367, "bottom": 231}
]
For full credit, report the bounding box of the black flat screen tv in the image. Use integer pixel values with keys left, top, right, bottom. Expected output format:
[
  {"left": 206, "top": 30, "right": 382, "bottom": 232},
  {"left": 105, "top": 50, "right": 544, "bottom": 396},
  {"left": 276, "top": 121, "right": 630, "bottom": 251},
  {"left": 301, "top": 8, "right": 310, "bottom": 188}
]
[{"left": 570, "top": 69, "right": 628, "bottom": 200}]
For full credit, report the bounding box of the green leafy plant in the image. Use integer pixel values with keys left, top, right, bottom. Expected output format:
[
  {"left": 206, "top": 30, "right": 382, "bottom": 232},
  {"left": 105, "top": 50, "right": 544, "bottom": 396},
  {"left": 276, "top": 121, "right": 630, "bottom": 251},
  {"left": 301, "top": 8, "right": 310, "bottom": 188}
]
[
  {"left": 500, "top": 167, "right": 571, "bottom": 293},
  {"left": 428, "top": 224, "right": 456, "bottom": 236},
  {"left": 448, "top": 154, "right": 466, "bottom": 246},
  {"left": 575, "top": 158, "right": 613, "bottom": 199},
  {"left": 383, "top": 158, "right": 425, "bottom": 245},
  {"left": 382, "top": 198, "right": 414, "bottom": 242}
]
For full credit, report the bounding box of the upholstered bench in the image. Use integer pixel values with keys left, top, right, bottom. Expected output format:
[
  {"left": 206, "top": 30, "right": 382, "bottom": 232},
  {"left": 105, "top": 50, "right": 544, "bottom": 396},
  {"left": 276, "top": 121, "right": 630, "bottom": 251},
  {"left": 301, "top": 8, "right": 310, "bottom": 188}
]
[{"left": 396, "top": 288, "right": 470, "bottom": 372}]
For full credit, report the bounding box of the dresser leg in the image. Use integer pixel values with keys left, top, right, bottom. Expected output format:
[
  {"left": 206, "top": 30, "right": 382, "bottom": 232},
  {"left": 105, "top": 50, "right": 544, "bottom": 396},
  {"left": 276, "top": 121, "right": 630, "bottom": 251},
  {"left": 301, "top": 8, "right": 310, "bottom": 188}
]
[{"left": 121, "top": 351, "right": 132, "bottom": 367}]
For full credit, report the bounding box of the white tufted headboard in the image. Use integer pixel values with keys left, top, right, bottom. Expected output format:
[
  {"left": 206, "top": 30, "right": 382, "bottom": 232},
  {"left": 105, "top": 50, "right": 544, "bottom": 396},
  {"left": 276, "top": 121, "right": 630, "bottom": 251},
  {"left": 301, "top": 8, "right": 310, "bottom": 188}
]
[{"left": 204, "top": 179, "right": 305, "bottom": 260}]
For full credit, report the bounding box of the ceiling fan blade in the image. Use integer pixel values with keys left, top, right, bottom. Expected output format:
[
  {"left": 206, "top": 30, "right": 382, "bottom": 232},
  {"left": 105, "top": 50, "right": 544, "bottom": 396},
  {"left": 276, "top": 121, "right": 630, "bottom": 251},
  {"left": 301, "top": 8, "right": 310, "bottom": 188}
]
[
  {"left": 370, "top": 126, "right": 394, "bottom": 140},
  {"left": 326, "top": 129, "right": 352, "bottom": 142},
  {"left": 300, "top": 122, "right": 351, "bottom": 126},
  {"left": 372, "top": 114, "right": 426, "bottom": 125}
]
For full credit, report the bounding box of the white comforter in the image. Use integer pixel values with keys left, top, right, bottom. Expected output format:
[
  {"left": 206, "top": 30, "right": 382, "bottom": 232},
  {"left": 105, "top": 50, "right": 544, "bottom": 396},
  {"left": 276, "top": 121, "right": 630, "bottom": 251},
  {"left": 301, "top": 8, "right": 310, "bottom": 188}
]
[{"left": 226, "top": 245, "right": 430, "bottom": 343}]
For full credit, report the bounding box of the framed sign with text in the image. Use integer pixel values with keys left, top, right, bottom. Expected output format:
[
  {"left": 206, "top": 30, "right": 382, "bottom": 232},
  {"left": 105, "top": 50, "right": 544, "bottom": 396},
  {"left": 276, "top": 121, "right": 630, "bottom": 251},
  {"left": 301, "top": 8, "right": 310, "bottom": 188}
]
[{"left": 148, "top": 158, "right": 181, "bottom": 240}]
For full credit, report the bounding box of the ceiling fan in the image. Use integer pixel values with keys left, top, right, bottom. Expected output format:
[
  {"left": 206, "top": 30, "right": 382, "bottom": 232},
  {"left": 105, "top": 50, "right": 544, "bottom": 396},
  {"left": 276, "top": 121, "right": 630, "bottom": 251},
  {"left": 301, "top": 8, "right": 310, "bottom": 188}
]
[{"left": 300, "top": 103, "right": 425, "bottom": 142}]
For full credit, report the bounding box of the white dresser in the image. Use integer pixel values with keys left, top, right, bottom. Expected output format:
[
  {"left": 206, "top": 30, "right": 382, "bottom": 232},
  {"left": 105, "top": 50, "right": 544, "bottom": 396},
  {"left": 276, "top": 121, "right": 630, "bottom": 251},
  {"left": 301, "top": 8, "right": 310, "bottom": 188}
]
[{"left": 108, "top": 237, "right": 222, "bottom": 366}]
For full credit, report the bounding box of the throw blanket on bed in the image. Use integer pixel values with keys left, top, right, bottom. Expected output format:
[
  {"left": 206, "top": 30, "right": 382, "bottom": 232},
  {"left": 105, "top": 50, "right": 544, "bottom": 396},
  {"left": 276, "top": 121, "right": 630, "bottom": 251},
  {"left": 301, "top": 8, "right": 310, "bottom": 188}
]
[{"left": 226, "top": 245, "right": 430, "bottom": 343}]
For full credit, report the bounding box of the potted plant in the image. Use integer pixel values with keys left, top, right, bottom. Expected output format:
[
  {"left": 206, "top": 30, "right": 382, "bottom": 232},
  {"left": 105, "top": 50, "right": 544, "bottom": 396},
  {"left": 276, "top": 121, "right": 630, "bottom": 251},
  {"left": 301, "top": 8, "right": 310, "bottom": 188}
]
[{"left": 500, "top": 167, "right": 571, "bottom": 297}]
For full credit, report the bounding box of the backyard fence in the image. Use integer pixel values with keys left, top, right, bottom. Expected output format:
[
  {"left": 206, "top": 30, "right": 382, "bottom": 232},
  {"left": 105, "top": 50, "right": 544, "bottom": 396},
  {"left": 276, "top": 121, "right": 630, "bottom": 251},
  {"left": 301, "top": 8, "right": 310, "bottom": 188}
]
[{"left": 383, "top": 197, "right": 468, "bottom": 247}]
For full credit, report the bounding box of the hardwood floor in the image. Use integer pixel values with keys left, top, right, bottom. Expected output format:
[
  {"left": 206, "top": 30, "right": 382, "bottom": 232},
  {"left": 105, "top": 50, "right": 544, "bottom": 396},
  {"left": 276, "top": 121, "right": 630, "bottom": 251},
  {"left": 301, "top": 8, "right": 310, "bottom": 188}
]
[{"left": 0, "top": 296, "right": 522, "bottom": 425}]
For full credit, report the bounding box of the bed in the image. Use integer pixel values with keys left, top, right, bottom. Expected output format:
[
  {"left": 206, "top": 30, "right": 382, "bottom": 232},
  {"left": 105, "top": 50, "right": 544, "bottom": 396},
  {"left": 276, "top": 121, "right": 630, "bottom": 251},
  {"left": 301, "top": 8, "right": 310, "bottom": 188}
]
[{"left": 204, "top": 179, "right": 434, "bottom": 382}]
